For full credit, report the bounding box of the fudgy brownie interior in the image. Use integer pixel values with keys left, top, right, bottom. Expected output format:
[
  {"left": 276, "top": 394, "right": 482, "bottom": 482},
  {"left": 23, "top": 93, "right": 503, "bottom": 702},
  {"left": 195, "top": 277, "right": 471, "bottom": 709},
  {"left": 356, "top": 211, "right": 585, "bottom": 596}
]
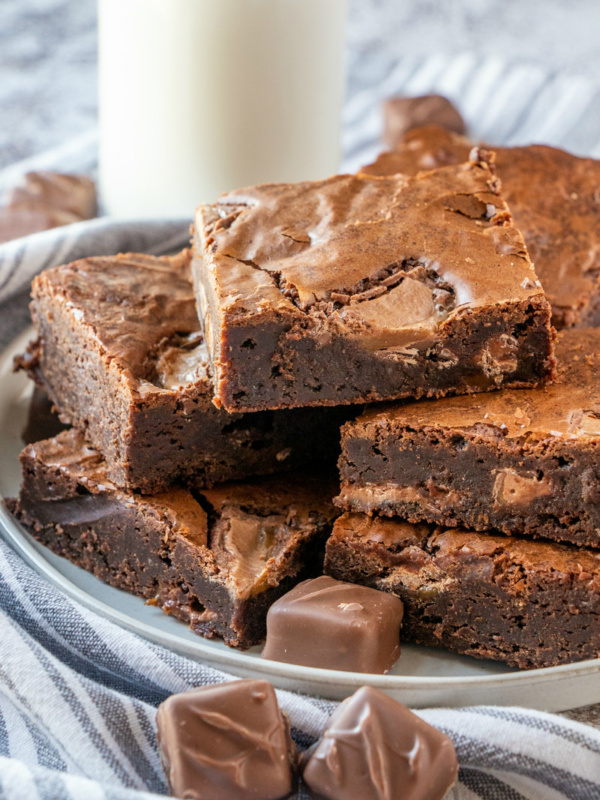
[
  {"left": 326, "top": 512, "right": 600, "bottom": 669},
  {"left": 337, "top": 329, "right": 600, "bottom": 548},
  {"left": 23, "top": 248, "right": 349, "bottom": 493}
]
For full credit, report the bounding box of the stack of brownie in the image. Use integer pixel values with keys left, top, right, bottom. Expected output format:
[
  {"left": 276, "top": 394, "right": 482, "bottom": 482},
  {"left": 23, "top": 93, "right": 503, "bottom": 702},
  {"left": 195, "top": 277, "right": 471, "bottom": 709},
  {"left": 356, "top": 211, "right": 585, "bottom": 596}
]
[{"left": 9, "top": 116, "right": 600, "bottom": 671}]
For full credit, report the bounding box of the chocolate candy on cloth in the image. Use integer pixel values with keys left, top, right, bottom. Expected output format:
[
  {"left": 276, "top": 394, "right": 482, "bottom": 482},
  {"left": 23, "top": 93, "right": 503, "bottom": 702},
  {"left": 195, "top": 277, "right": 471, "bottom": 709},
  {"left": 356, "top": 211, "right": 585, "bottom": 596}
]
[
  {"left": 0, "top": 170, "right": 97, "bottom": 243},
  {"left": 302, "top": 686, "right": 458, "bottom": 800},
  {"left": 261, "top": 575, "right": 404, "bottom": 673},
  {"left": 156, "top": 679, "right": 298, "bottom": 800}
]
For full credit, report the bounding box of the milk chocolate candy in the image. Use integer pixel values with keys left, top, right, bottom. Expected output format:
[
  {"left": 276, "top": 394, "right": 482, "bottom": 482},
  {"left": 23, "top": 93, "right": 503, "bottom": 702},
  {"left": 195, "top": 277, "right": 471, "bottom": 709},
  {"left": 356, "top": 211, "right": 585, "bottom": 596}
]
[
  {"left": 156, "top": 680, "right": 297, "bottom": 800},
  {"left": 302, "top": 686, "right": 458, "bottom": 800},
  {"left": 383, "top": 95, "right": 466, "bottom": 150},
  {"left": 261, "top": 575, "right": 403, "bottom": 673},
  {"left": 0, "top": 171, "right": 97, "bottom": 244},
  {"left": 4, "top": 171, "right": 97, "bottom": 220}
]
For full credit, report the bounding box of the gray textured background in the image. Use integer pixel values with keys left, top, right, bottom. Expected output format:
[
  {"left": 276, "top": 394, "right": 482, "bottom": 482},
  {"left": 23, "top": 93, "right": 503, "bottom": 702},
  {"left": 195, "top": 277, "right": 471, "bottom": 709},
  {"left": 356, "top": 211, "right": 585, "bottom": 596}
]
[{"left": 1, "top": 0, "right": 599, "bottom": 169}]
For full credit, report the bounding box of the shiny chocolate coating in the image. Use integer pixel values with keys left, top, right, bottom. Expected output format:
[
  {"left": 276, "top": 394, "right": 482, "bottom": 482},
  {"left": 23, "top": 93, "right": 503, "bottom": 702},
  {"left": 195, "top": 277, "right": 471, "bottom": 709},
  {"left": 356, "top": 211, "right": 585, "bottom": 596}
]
[
  {"left": 383, "top": 95, "right": 466, "bottom": 149},
  {"left": 302, "top": 686, "right": 458, "bottom": 800},
  {"left": 156, "top": 680, "right": 297, "bottom": 800},
  {"left": 3, "top": 170, "right": 97, "bottom": 220},
  {"left": 261, "top": 576, "right": 403, "bottom": 673},
  {"left": 0, "top": 171, "right": 97, "bottom": 244}
]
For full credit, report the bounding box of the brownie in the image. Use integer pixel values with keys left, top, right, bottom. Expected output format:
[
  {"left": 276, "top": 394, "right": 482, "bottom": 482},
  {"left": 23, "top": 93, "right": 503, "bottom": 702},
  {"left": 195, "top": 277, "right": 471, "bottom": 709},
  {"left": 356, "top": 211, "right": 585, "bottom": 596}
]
[
  {"left": 362, "top": 125, "right": 600, "bottom": 329},
  {"left": 338, "top": 329, "right": 600, "bottom": 548},
  {"left": 23, "top": 249, "right": 348, "bottom": 493},
  {"left": 8, "top": 429, "right": 338, "bottom": 648},
  {"left": 192, "top": 152, "right": 554, "bottom": 412},
  {"left": 382, "top": 95, "right": 466, "bottom": 150},
  {"left": 326, "top": 513, "right": 600, "bottom": 669}
]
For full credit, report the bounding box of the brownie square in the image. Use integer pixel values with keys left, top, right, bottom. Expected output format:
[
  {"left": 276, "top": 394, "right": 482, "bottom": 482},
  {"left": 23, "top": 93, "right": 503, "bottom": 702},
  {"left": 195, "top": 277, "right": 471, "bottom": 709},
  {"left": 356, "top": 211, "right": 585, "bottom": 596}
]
[
  {"left": 363, "top": 125, "right": 600, "bottom": 330},
  {"left": 8, "top": 429, "right": 338, "bottom": 648},
  {"left": 326, "top": 512, "right": 600, "bottom": 669},
  {"left": 24, "top": 249, "right": 348, "bottom": 493},
  {"left": 338, "top": 329, "right": 600, "bottom": 548},
  {"left": 193, "top": 153, "right": 554, "bottom": 413}
]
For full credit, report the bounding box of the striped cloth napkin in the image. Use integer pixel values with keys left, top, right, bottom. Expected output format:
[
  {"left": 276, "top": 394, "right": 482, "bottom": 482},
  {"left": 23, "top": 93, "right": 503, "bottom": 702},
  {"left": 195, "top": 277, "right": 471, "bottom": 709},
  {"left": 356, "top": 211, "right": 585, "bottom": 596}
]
[{"left": 1, "top": 52, "right": 600, "bottom": 799}]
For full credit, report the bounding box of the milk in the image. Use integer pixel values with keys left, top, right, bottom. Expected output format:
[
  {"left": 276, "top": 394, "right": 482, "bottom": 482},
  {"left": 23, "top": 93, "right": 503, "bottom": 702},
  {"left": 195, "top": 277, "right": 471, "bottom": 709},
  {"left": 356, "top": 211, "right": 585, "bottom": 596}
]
[{"left": 98, "top": 0, "right": 347, "bottom": 218}]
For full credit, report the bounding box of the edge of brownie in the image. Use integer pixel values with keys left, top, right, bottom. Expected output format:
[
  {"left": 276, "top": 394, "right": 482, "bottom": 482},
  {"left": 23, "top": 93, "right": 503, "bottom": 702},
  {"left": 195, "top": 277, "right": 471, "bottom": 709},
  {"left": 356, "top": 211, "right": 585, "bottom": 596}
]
[
  {"left": 325, "top": 512, "right": 600, "bottom": 669},
  {"left": 337, "top": 329, "right": 600, "bottom": 548},
  {"left": 24, "top": 249, "right": 350, "bottom": 493},
  {"left": 9, "top": 429, "right": 339, "bottom": 648}
]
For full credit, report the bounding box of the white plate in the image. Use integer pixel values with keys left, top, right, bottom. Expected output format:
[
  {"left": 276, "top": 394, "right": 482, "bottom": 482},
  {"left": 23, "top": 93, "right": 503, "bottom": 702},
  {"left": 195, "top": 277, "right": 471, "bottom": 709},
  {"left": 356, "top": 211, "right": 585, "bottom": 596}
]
[{"left": 1, "top": 327, "right": 599, "bottom": 711}]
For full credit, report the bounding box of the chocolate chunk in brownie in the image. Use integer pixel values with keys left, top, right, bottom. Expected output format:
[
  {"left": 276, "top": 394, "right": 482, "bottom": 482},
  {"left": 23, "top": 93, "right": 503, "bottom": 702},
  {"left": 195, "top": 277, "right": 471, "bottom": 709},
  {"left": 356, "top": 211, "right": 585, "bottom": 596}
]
[
  {"left": 9, "top": 429, "right": 338, "bottom": 648},
  {"left": 383, "top": 95, "right": 466, "bottom": 150},
  {"left": 261, "top": 575, "right": 403, "bottom": 673},
  {"left": 193, "top": 153, "right": 554, "bottom": 412},
  {"left": 326, "top": 513, "right": 600, "bottom": 669},
  {"left": 157, "top": 681, "right": 297, "bottom": 800},
  {"left": 302, "top": 686, "right": 458, "bottom": 800},
  {"left": 362, "top": 125, "right": 600, "bottom": 329},
  {"left": 24, "top": 249, "right": 349, "bottom": 493},
  {"left": 337, "top": 329, "right": 600, "bottom": 548}
]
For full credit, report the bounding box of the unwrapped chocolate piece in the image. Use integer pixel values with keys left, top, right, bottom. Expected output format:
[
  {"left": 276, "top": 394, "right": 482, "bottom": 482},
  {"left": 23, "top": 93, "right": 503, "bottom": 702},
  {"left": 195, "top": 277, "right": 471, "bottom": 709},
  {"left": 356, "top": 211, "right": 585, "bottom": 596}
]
[
  {"left": 157, "top": 680, "right": 297, "bottom": 800},
  {"left": 261, "top": 575, "right": 403, "bottom": 673},
  {"left": 383, "top": 95, "right": 466, "bottom": 149},
  {"left": 4, "top": 170, "right": 97, "bottom": 220},
  {"left": 302, "top": 686, "right": 458, "bottom": 800},
  {"left": 0, "top": 171, "right": 97, "bottom": 243}
]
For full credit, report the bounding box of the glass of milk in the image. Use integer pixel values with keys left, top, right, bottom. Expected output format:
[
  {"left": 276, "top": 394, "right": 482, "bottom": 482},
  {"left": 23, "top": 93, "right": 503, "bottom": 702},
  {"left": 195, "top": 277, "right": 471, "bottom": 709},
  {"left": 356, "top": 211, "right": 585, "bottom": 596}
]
[{"left": 98, "top": 0, "right": 348, "bottom": 218}]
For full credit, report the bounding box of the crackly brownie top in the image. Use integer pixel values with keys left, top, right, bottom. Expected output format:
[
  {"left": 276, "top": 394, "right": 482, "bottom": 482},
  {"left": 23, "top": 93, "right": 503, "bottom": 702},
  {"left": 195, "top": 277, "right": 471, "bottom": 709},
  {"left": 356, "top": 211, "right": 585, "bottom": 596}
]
[
  {"left": 333, "top": 513, "right": 600, "bottom": 583},
  {"left": 352, "top": 329, "right": 600, "bottom": 442},
  {"left": 32, "top": 249, "right": 211, "bottom": 390},
  {"left": 361, "top": 125, "right": 471, "bottom": 177},
  {"left": 197, "top": 154, "right": 544, "bottom": 342},
  {"left": 24, "top": 430, "right": 336, "bottom": 598},
  {"left": 362, "top": 126, "right": 600, "bottom": 328}
]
